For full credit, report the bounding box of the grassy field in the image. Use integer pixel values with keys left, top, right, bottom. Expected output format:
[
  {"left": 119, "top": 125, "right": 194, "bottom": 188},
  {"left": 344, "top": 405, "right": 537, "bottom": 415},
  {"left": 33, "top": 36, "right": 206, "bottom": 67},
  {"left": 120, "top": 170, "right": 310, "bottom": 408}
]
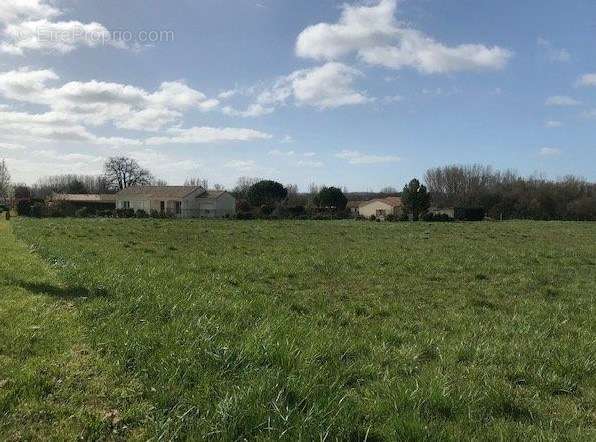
[{"left": 1, "top": 218, "right": 595, "bottom": 440}]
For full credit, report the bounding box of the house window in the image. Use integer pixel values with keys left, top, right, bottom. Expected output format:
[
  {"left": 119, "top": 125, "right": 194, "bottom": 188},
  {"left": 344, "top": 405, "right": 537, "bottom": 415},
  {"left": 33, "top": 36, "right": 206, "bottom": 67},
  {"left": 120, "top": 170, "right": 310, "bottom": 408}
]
[
  {"left": 376, "top": 209, "right": 386, "bottom": 217},
  {"left": 175, "top": 201, "right": 182, "bottom": 215},
  {"left": 160, "top": 201, "right": 165, "bottom": 213},
  {"left": 122, "top": 201, "right": 130, "bottom": 209}
]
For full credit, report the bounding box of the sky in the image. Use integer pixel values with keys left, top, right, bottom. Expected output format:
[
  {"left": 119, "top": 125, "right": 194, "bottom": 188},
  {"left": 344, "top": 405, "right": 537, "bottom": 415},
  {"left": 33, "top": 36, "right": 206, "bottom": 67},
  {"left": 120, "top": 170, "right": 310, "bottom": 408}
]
[{"left": 0, "top": 0, "right": 595, "bottom": 191}]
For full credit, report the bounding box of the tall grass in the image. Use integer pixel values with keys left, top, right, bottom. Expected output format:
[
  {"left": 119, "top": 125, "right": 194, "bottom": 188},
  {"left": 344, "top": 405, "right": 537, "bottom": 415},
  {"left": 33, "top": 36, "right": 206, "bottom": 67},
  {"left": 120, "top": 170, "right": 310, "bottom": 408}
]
[{"left": 4, "top": 219, "right": 596, "bottom": 440}]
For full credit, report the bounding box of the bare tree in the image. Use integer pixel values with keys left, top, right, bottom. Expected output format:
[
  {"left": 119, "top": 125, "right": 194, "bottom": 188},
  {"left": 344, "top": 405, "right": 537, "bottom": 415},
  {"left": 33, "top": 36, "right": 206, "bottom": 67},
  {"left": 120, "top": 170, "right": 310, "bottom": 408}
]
[
  {"left": 232, "top": 177, "right": 261, "bottom": 199},
  {"left": 379, "top": 186, "right": 398, "bottom": 195},
  {"left": 212, "top": 183, "right": 225, "bottom": 191},
  {"left": 185, "top": 177, "right": 209, "bottom": 188},
  {"left": 0, "top": 159, "right": 12, "bottom": 200},
  {"left": 103, "top": 157, "right": 153, "bottom": 191},
  {"left": 425, "top": 164, "right": 496, "bottom": 207}
]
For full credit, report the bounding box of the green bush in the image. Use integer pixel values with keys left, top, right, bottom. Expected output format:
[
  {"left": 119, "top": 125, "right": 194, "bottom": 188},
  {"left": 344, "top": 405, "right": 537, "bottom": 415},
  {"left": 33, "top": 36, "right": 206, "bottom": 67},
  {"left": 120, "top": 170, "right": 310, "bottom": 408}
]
[
  {"left": 75, "top": 207, "right": 89, "bottom": 218},
  {"left": 116, "top": 208, "right": 135, "bottom": 218},
  {"left": 236, "top": 212, "right": 254, "bottom": 220},
  {"left": 150, "top": 209, "right": 160, "bottom": 218},
  {"left": 422, "top": 213, "right": 453, "bottom": 222},
  {"left": 17, "top": 200, "right": 33, "bottom": 216},
  {"left": 135, "top": 209, "right": 148, "bottom": 218},
  {"left": 260, "top": 204, "right": 275, "bottom": 216},
  {"left": 29, "top": 202, "right": 45, "bottom": 218}
]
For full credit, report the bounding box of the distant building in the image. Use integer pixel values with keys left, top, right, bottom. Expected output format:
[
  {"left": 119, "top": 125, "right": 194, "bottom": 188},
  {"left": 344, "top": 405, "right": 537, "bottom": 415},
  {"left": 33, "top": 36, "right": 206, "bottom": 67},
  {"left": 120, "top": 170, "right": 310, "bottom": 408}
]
[
  {"left": 358, "top": 196, "right": 403, "bottom": 220},
  {"left": 50, "top": 193, "right": 117, "bottom": 211},
  {"left": 115, "top": 186, "right": 236, "bottom": 218},
  {"left": 346, "top": 200, "right": 364, "bottom": 216},
  {"left": 428, "top": 207, "right": 455, "bottom": 219}
]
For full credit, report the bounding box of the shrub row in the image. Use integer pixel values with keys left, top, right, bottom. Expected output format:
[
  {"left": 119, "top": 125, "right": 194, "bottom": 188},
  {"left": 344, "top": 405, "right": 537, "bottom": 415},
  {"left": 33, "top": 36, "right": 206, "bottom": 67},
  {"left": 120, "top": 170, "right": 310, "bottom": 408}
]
[{"left": 19, "top": 202, "right": 178, "bottom": 219}]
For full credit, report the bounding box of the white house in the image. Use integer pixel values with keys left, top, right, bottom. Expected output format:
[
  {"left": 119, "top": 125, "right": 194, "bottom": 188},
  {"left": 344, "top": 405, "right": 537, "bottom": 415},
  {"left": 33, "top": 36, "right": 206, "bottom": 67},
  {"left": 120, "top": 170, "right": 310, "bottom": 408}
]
[
  {"left": 358, "top": 196, "right": 403, "bottom": 220},
  {"left": 115, "top": 186, "right": 236, "bottom": 218}
]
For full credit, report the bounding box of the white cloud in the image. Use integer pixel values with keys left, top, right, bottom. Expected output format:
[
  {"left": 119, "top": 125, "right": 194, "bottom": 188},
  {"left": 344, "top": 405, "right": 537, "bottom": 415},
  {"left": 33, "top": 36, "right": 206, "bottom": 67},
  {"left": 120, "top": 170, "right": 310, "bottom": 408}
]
[
  {"left": 291, "top": 63, "right": 371, "bottom": 108},
  {"left": 336, "top": 149, "right": 400, "bottom": 165},
  {"left": 145, "top": 126, "right": 272, "bottom": 145},
  {"left": 539, "top": 147, "right": 561, "bottom": 157},
  {"left": 577, "top": 73, "right": 596, "bottom": 87},
  {"left": 545, "top": 95, "right": 580, "bottom": 107},
  {"left": 296, "top": 159, "right": 324, "bottom": 168},
  {"left": 0, "top": 109, "right": 141, "bottom": 145},
  {"left": 222, "top": 103, "right": 274, "bottom": 118},
  {"left": 225, "top": 159, "right": 257, "bottom": 172},
  {"left": 258, "top": 62, "right": 371, "bottom": 110},
  {"left": 127, "top": 148, "right": 202, "bottom": 173},
  {"left": 227, "top": 63, "right": 371, "bottom": 115},
  {"left": 218, "top": 89, "right": 239, "bottom": 100},
  {"left": 2, "top": 19, "right": 125, "bottom": 55},
  {"left": 0, "top": 67, "right": 58, "bottom": 101},
  {"left": 545, "top": 120, "right": 562, "bottom": 128},
  {"left": 149, "top": 81, "right": 217, "bottom": 110},
  {"left": 268, "top": 149, "right": 323, "bottom": 167},
  {"left": 0, "top": 1, "right": 59, "bottom": 25},
  {"left": 4, "top": 145, "right": 202, "bottom": 184},
  {"left": 0, "top": 1, "right": 128, "bottom": 55},
  {"left": 0, "top": 141, "right": 26, "bottom": 150},
  {"left": 33, "top": 148, "right": 104, "bottom": 164},
  {"left": 269, "top": 149, "right": 296, "bottom": 157},
  {"left": 382, "top": 94, "right": 402, "bottom": 103},
  {"left": 269, "top": 149, "right": 321, "bottom": 161},
  {"left": 5, "top": 153, "right": 105, "bottom": 182},
  {"left": 537, "top": 37, "right": 570, "bottom": 63},
  {"left": 296, "top": 0, "right": 512, "bottom": 74},
  {"left": 280, "top": 135, "right": 294, "bottom": 144},
  {"left": 0, "top": 68, "right": 219, "bottom": 131}
]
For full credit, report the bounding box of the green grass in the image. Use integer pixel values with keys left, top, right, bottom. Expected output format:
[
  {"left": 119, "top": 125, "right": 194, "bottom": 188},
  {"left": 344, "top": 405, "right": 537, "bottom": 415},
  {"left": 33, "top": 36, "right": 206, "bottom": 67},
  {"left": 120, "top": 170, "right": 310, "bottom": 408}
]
[{"left": 2, "top": 218, "right": 595, "bottom": 440}]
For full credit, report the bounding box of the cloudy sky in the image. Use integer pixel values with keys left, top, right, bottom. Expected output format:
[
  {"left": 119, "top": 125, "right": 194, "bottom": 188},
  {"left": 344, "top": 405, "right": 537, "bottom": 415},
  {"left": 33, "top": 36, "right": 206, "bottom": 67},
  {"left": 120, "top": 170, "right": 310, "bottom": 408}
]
[{"left": 0, "top": 0, "right": 595, "bottom": 190}]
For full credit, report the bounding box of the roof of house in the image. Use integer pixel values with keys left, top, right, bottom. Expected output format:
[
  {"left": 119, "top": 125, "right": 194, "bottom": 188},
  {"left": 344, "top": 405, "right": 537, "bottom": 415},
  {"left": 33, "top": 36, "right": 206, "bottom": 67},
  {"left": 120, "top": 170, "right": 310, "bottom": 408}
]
[
  {"left": 51, "top": 194, "right": 116, "bottom": 203},
  {"left": 360, "top": 196, "right": 402, "bottom": 208},
  {"left": 116, "top": 186, "right": 205, "bottom": 199},
  {"left": 197, "top": 190, "right": 228, "bottom": 200},
  {"left": 382, "top": 196, "right": 402, "bottom": 207},
  {"left": 346, "top": 201, "right": 364, "bottom": 209}
]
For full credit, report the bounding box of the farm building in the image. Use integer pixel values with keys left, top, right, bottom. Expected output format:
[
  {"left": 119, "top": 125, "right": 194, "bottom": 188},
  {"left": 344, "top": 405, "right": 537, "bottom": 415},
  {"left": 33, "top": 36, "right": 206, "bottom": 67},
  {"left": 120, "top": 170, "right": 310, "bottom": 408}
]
[
  {"left": 358, "top": 196, "right": 403, "bottom": 220},
  {"left": 115, "top": 186, "right": 236, "bottom": 218},
  {"left": 50, "top": 194, "right": 117, "bottom": 212}
]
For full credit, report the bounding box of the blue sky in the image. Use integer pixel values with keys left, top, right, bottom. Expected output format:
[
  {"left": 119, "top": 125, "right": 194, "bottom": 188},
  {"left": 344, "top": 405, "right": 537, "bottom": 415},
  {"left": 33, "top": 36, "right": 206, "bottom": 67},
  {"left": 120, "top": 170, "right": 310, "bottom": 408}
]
[{"left": 0, "top": 0, "right": 595, "bottom": 190}]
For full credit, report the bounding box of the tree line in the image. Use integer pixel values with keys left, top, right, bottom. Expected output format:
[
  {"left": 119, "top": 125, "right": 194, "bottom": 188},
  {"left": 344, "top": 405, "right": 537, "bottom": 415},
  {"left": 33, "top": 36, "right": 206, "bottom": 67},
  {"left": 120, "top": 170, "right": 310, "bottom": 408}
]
[
  {"left": 2, "top": 155, "right": 595, "bottom": 221},
  {"left": 425, "top": 165, "right": 596, "bottom": 221}
]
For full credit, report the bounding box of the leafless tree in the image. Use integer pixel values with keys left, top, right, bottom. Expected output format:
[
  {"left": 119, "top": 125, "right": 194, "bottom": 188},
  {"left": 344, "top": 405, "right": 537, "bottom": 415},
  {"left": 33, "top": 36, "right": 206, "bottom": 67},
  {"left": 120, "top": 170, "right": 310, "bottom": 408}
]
[
  {"left": 425, "top": 164, "right": 496, "bottom": 207},
  {"left": 379, "top": 186, "right": 398, "bottom": 195},
  {"left": 0, "top": 159, "right": 12, "bottom": 200},
  {"left": 103, "top": 157, "right": 153, "bottom": 191},
  {"left": 424, "top": 164, "right": 596, "bottom": 220},
  {"left": 232, "top": 176, "right": 261, "bottom": 199},
  {"left": 185, "top": 177, "right": 208, "bottom": 188}
]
